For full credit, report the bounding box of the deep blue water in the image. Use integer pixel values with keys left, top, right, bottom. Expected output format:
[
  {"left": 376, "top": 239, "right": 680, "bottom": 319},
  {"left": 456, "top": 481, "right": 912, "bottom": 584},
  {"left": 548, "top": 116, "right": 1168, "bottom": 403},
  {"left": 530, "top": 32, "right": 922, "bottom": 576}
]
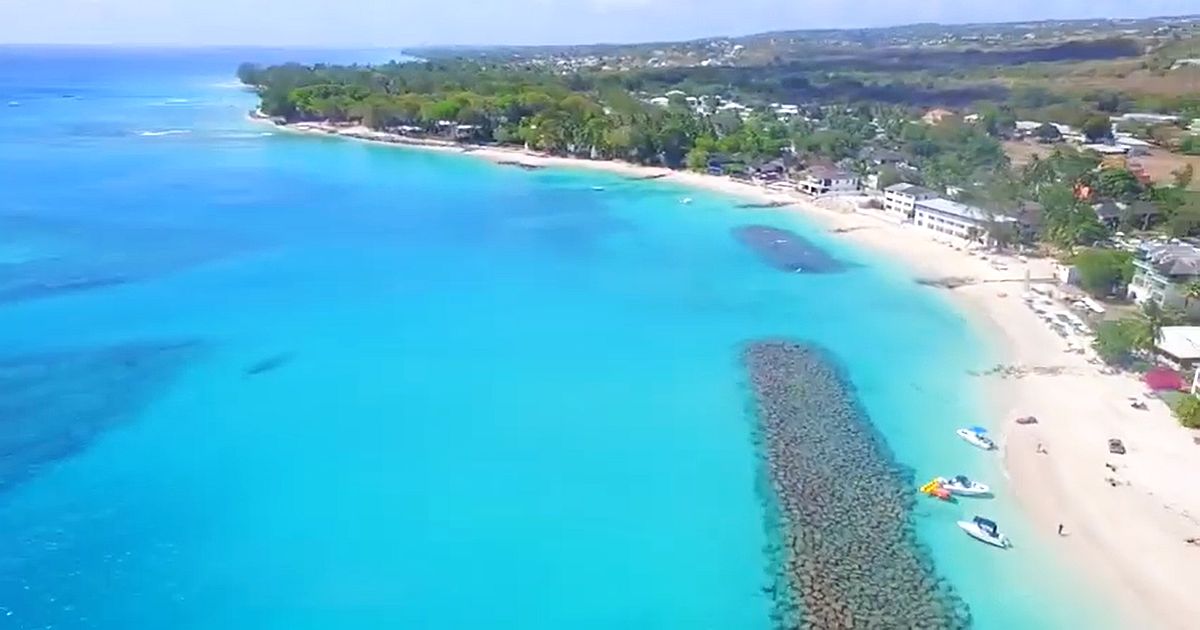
[{"left": 0, "top": 48, "right": 1107, "bottom": 628}]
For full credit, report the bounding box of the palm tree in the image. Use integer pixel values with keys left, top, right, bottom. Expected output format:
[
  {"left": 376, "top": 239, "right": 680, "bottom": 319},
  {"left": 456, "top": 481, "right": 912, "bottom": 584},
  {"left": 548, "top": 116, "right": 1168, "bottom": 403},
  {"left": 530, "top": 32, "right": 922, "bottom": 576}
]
[
  {"left": 1139, "top": 301, "right": 1182, "bottom": 349},
  {"left": 1182, "top": 280, "right": 1200, "bottom": 312}
]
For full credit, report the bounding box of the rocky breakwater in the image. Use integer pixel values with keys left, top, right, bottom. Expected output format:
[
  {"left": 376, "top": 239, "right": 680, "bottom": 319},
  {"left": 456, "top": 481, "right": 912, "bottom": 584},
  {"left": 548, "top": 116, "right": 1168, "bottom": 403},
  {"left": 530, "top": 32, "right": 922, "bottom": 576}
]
[{"left": 745, "top": 341, "right": 970, "bottom": 629}]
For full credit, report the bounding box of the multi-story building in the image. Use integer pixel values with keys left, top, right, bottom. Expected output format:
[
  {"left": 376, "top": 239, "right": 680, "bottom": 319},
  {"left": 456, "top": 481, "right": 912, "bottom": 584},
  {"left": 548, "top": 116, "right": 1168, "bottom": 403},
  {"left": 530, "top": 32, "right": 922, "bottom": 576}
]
[
  {"left": 798, "top": 166, "right": 859, "bottom": 196},
  {"left": 911, "top": 197, "right": 1013, "bottom": 243},
  {"left": 883, "top": 183, "right": 937, "bottom": 219},
  {"left": 1128, "top": 243, "right": 1200, "bottom": 317}
]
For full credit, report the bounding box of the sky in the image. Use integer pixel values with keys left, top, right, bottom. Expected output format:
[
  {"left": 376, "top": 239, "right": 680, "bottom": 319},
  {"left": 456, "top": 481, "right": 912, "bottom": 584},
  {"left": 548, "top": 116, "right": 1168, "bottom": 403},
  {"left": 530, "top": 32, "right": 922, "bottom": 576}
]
[{"left": 0, "top": 0, "right": 1196, "bottom": 47}]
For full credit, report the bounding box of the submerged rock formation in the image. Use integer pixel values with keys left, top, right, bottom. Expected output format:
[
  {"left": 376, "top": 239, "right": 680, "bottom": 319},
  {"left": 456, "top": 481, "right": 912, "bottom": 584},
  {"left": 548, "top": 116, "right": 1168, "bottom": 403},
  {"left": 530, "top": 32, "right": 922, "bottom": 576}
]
[
  {"left": 744, "top": 341, "right": 970, "bottom": 629},
  {"left": 243, "top": 351, "right": 294, "bottom": 376},
  {"left": 0, "top": 213, "right": 252, "bottom": 306},
  {"left": 0, "top": 341, "right": 202, "bottom": 491},
  {"left": 733, "top": 225, "right": 848, "bottom": 273}
]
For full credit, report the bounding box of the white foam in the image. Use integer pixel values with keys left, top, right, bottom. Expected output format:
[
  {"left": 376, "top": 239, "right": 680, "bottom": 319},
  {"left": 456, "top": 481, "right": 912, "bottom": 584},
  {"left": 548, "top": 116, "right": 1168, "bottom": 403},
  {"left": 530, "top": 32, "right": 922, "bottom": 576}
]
[{"left": 138, "top": 129, "right": 191, "bottom": 137}]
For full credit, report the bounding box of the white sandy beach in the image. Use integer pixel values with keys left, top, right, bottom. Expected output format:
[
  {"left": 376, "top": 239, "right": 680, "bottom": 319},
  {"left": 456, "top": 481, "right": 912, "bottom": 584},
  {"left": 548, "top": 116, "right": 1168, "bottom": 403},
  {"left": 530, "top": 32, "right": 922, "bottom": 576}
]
[{"left": 264, "top": 118, "right": 1200, "bottom": 627}]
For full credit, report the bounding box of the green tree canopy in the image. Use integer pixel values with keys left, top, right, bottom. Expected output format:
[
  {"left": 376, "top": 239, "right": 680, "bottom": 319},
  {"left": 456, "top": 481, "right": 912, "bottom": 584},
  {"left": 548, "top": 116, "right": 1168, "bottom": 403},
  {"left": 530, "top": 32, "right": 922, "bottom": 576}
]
[
  {"left": 1093, "top": 318, "right": 1151, "bottom": 366},
  {"left": 1034, "top": 123, "right": 1062, "bottom": 142},
  {"left": 1094, "top": 168, "right": 1145, "bottom": 201},
  {"left": 1072, "top": 248, "right": 1133, "bottom": 297},
  {"left": 1081, "top": 115, "right": 1113, "bottom": 143},
  {"left": 1173, "top": 395, "right": 1200, "bottom": 429}
]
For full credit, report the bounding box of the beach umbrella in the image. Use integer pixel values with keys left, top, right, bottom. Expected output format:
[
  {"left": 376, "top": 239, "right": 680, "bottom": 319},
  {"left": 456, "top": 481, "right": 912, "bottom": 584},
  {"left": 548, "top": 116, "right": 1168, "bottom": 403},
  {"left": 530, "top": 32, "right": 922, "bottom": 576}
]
[{"left": 1143, "top": 368, "right": 1184, "bottom": 391}]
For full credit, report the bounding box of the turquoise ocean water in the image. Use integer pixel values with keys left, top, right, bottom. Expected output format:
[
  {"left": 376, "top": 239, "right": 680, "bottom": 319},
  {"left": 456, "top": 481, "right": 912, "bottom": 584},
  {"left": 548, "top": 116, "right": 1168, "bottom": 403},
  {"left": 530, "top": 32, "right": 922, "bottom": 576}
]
[{"left": 0, "top": 48, "right": 1109, "bottom": 628}]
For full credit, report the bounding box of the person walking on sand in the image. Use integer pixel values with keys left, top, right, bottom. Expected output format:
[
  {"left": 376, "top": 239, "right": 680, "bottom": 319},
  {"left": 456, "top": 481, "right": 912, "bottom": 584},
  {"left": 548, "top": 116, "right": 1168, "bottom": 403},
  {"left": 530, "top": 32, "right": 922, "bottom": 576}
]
[
  {"left": 1037, "top": 442, "right": 1047, "bottom": 454},
  {"left": 1057, "top": 524, "right": 1064, "bottom": 536}
]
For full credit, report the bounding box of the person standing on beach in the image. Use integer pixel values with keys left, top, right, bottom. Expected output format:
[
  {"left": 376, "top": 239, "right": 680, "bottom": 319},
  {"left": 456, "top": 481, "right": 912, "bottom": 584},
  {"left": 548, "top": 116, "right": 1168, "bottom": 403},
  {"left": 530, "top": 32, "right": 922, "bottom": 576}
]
[{"left": 1057, "top": 524, "right": 1064, "bottom": 536}]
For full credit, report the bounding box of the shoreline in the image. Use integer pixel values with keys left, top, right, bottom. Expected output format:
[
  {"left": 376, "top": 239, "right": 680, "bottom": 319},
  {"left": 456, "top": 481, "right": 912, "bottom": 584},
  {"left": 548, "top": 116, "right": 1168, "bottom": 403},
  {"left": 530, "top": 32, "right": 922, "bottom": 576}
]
[{"left": 257, "top": 116, "right": 1200, "bottom": 627}]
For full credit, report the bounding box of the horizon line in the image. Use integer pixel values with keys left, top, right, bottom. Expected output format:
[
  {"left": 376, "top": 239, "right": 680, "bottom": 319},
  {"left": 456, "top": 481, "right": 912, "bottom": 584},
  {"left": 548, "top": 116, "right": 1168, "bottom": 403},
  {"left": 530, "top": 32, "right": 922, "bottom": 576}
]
[{"left": 2, "top": 12, "right": 1198, "bottom": 52}]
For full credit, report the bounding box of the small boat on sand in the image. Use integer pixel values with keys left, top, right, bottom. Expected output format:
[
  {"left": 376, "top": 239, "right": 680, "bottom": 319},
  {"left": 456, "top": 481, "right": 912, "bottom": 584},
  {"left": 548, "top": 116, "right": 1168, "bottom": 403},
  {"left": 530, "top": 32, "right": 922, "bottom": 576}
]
[
  {"left": 956, "top": 427, "right": 996, "bottom": 450},
  {"left": 958, "top": 516, "right": 1009, "bottom": 548},
  {"left": 935, "top": 475, "right": 991, "bottom": 497}
]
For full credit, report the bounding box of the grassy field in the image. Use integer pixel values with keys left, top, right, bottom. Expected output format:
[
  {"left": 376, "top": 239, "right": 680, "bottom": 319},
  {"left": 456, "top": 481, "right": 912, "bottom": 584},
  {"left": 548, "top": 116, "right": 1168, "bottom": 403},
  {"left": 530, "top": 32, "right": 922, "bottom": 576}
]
[{"left": 992, "top": 61, "right": 1200, "bottom": 98}]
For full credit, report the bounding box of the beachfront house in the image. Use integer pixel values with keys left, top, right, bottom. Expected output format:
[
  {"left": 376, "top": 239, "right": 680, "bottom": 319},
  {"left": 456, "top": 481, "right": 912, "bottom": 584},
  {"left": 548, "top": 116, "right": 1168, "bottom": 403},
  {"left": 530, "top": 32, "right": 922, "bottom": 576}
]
[
  {"left": 750, "top": 158, "right": 788, "bottom": 181},
  {"left": 706, "top": 154, "right": 744, "bottom": 176},
  {"left": 912, "top": 197, "right": 1014, "bottom": 244},
  {"left": 798, "top": 166, "right": 859, "bottom": 197},
  {"left": 1093, "top": 200, "right": 1161, "bottom": 230},
  {"left": 1001, "top": 201, "right": 1043, "bottom": 245},
  {"left": 1154, "top": 326, "right": 1200, "bottom": 371},
  {"left": 883, "top": 183, "right": 938, "bottom": 219},
  {"left": 1128, "top": 243, "right": 1200, "bottom": 317}
]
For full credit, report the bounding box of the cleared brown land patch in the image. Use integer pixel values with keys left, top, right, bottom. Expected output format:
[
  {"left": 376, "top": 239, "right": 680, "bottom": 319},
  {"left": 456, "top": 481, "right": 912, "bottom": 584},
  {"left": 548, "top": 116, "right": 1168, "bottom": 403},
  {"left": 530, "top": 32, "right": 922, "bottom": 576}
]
[
  {"left": 1002, "top": 141, "right": 1200, "bottom": 191},
  {"left": 1002, "top": 140, "right": 1053, "bottom": 168},
  {"left": 1132, "top": 149, "right": 1200, "bottom": 191}
]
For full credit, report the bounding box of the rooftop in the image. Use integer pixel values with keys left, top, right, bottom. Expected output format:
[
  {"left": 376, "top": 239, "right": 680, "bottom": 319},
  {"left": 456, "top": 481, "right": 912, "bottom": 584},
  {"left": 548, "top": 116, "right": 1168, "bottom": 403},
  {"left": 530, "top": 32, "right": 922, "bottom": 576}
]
[
  {"left": 885, "top": 182, "right": 936, "bottom": 196},
  {"left": 1083, "top": 144, "right": 1130, "bottom": 155},
  {"left": 807, "top": 166, "right": 855, "bottom": 180},
  {"left": 1156, "top": 326, "right": 1200, "bottom": 361},
  {"left": 916, "top": 197, "right": 1012, "bottom": 223},
  {"left": 1140, "top": 243, "right": 1200, "bottom": 277}
]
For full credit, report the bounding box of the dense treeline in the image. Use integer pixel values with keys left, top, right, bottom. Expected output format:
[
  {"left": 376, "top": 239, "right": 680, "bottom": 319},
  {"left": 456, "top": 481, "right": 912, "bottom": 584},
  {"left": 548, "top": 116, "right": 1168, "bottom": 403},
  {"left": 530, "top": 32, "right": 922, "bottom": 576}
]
[
  {"left": 243, "top": 61, "right": 730, "bottom": 166},
  {"left": 239, "top": 60, "right": 1008, "bottom": 177}
]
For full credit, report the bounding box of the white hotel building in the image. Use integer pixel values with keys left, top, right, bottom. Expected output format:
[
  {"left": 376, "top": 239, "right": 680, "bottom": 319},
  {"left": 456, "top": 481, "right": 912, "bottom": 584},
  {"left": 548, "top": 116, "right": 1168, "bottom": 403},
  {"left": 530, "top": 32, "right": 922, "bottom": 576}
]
[
  {"left": 883, "top": 183, "right": 938, "bottom": 219},
  {"left": 912, "top": 197, "right": 1013, "bottom": 244}
]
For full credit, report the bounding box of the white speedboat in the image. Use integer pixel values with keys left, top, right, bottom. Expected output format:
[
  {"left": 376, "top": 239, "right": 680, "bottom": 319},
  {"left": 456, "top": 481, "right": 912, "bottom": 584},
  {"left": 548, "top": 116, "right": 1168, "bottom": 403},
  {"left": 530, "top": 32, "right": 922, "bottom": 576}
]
[
  {"left": 958, "top": 516, "right": 1009, "bottom": 548},
  {"left": 591, "top": 185, "right": 605, "bottom": 191},
  {"left": 680, "top": 197, "right": 693, "bottom": 204},
  {"left": 956, "top": 427, "right": 996, "bottom": 450},
  {"left": 935, "top": 475, "right": 991, "bottom": 497}
]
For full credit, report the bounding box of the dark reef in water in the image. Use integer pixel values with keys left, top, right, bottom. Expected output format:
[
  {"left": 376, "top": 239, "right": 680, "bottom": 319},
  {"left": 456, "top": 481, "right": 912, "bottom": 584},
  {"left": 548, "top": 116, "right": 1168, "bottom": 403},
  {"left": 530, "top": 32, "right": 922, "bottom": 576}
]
[
  {"left": 0, "top": 275, "right": 131, "bottom": 303},
  {"left": 0, "top": 213, "right": 252, "bottom": 306},
  {"left": 243, "top": 352, "right": 294, "bottom": 376},
  {"left": 744, "top": 341, "right": 970, "bottom": 629},
  {"left": 0, "top": 341, "right": 202, "bottom": 491},
  {"left": 736, "top": 201, "right": 793, "bottom": 209},
  {"left": 733, "top": 225, "right": 847, "bottom": 273},
  {"left": 495, "top": 160, "right": 543, "bottom": 170}
]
